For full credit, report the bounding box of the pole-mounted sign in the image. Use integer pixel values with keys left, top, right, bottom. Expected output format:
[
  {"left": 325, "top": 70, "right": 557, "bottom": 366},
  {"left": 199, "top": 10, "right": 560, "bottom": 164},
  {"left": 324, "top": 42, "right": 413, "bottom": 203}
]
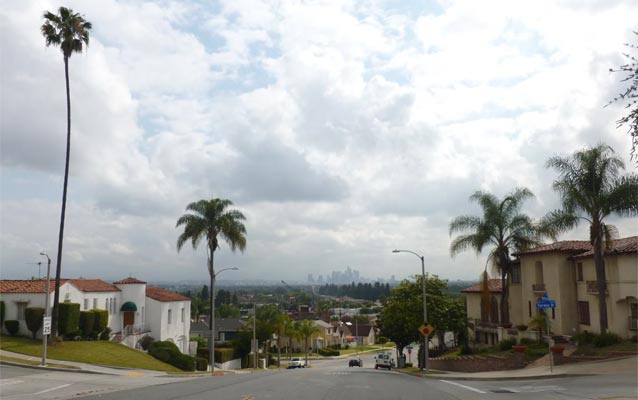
[{"left": 418, "top": 323, "right": 434, "bottom": 337}]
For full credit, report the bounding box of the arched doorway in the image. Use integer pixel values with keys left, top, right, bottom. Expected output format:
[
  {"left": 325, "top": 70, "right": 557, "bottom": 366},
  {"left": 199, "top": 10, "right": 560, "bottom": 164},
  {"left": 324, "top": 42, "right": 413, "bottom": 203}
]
[{"left": 121, "top": 301, "right": 137, "bottom": 331}]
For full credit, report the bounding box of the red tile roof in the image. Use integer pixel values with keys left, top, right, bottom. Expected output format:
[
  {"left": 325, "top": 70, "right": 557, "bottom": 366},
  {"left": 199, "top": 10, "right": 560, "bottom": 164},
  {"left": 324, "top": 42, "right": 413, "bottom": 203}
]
[
  {"left": 0, "top": 279, "right": 120, "bottom": 293},
  {"left": 0, "top": 280, "right": 57, "bottom": 293},
  {"left": 512, "top": 240, "right": 591, "bottom": 256},
  {"left": 571, "top": 236, "right": 638, "bottom": 259},
  {"left": 461, "top": 279, "right": 502, "bottom": 293},
  {"left": 146, "top": 286, "right": 190, "bottom": 302},
  {"left": 113, "top": 277, "right": 147, "bottom": 284}
]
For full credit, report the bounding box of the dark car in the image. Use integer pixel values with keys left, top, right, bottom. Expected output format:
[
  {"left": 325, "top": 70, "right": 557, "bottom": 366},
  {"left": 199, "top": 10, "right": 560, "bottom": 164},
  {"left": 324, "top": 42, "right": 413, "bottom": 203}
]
[{"left": 348, "top": 358, "right": 362, "bottom": 367}]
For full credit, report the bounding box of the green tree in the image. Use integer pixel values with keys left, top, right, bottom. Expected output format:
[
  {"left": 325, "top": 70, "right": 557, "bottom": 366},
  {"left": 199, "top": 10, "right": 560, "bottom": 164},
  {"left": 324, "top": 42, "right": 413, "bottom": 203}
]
[
  {"left": 25, "top": 307, "right": 45, "bottom": 339},
  {"left": 545, "top": 144, "right": 638, "bottom": 334},
  {"left": 200, "top": 285, "right": 209, "bottom": 302},
  {"left": 272, "top": 312, "right": 290, "bottom": 367},
  {"left": 378, "top": 276, "right": 452, "bottom": 356},
  {"left": 298, "top": 319, "right": 319, "bottom": 366},
  {"left": 215, "top": 304, "right": 240, "bottom": 318},
  {"left": 41, "top": 6, "right": 92, "bottom": 336},
  {"left": 449, "top": 188, "right": 548, "bottom": 324},
  {"left": 176, "top": 198, "right": 247, "bottom": 370}
]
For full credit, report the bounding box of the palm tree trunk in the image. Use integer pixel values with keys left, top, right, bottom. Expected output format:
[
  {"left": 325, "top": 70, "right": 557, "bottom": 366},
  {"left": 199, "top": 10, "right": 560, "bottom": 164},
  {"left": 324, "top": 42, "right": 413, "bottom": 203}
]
[
  {"left": 52, "top": 55, "right": 71, "bottom": 336},
  {"left": 593, "top": 224, "right": 608, "bottom": 334},
  {"left": 208, "top": 247, "right": 215, "bottom": 370},
  {"left": 277, "top": 335, "right": 281, "bottom": 368}
]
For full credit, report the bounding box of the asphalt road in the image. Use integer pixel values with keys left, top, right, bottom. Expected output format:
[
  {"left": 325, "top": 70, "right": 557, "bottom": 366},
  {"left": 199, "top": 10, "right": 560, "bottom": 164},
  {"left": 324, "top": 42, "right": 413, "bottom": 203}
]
[{"left": 1, "top": 353, "right": 636, "bottom": 400}]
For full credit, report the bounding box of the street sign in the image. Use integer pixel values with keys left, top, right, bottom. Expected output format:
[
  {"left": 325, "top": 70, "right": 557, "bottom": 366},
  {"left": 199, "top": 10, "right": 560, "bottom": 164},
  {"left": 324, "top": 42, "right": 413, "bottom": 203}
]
[
  {"left": 536, "top": 300, "right": 556, "bottom": 309},
  {"left": 418, "top": 323, "right": 434, "bottom": 337},
  {"left": 42, "top": 316, "right": 52, "bottom": 335}
]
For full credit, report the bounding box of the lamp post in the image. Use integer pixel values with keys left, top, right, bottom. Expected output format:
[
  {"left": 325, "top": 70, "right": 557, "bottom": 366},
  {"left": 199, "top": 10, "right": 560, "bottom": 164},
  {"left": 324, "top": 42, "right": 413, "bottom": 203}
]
[
  {"left": 210, "top": 267, "right": 239, "bottom": 372},
  {"left": 253, "top": 295, "right": 257, "bottom": 369},
  {"left": 392, "top": 249, "right": 428, "bottom": 372},
  {"left": 39, "top": 252, "right": 51, "bottom": 367}
]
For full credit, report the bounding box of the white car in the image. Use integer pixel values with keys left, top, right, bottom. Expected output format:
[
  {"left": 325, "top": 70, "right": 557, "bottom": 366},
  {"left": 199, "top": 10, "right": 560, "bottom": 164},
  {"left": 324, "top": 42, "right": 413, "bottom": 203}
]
[{"left": 287, "top": 358, "right": 307, "bottom": 369}]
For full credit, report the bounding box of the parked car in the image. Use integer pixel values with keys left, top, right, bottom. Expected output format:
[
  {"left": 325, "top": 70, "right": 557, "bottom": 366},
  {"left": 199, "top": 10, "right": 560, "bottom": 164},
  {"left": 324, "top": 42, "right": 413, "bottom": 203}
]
[
  {"left": 348, "top": 358, "right": 362, "bottom": 367},
  {"left": 287, "top": 358, "right": 307, "bottom": 369}
]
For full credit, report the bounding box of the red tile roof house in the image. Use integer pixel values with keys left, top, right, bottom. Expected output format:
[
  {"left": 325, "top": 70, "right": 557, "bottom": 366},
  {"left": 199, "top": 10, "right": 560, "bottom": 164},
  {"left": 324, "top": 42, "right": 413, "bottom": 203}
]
[{"left": 0, "top": 277, "right": 191, "bottom": 354}]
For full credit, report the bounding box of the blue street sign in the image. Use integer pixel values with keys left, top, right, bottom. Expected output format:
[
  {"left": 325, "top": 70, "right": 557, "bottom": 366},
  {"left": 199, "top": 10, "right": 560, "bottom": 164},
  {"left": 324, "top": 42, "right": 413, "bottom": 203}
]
[
  {"left": 542, "top": 293, "right": 549, "bottom": 300},
  {"left": 536, "top": 300, "right": 556, "bottom": 309}
]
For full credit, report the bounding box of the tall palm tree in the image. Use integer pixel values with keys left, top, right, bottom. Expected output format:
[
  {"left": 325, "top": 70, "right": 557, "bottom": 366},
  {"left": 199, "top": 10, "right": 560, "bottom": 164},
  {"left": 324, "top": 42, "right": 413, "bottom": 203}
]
[
  {"left": 298, "top": 319, "right": 319, "bottom": 366},
  {"left": 176, "top": 198, "right": 247, "bottom": 370},
  {"left": 545, "top": 144, "right": 638, "bottom": 334},
  {"left": 450, "top": 188, "right": 549, "bottom": 324},
  {"left": 273, "top": 312, "right": 290, "bottom": 368},
  {"left": 41, "top": 7, "right": 92, "bottom": 335}
]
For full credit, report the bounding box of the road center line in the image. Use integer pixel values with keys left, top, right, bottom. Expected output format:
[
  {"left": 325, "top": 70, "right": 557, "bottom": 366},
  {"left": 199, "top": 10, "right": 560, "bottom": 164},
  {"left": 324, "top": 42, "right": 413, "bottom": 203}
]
[
  {"left": 439, "top": 380, "right": 487, "bottom": 394},
  {"left": 33, "top": 383, "right": 71, "bottom": 395},
  {"left": 0, "top": 379, "right": 24, "bottom": 386}
]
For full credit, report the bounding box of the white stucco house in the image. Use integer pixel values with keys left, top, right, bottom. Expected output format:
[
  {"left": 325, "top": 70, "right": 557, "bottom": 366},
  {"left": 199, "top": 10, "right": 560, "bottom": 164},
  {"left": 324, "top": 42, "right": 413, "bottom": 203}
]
[{"left": 0, "top": 277, "right": 190, "bottom": 353}]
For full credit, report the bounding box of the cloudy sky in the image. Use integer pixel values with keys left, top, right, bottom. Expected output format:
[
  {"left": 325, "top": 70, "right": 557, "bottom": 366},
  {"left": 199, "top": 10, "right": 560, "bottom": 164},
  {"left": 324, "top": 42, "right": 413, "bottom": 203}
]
[{"left": 1, "top": 0, "right": 636, "bottom": 284}]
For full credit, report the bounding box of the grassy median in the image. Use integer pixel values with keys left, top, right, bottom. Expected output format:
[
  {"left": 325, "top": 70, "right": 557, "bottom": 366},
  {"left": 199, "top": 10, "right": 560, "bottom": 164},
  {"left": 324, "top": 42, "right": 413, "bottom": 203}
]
[{"left": 0, "top": 335, "right": 180, "bottom": 372}]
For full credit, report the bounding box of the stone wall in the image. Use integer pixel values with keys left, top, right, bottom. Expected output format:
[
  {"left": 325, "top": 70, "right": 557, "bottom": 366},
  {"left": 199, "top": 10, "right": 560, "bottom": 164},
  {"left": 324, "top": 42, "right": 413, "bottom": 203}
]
[{"left": 428, "top": 353, "right": 526, "bottom": 373}]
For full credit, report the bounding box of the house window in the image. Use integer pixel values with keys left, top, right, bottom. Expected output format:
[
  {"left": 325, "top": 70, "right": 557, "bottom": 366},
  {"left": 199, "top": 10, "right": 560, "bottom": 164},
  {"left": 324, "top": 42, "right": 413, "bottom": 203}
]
[
  {"left": 142, "top": 306, "right": 145, "bottom": 324},
  {"left": 490, "top": 296, "right": 499, "bottom": 323},
  {"left": 577, "top": 263, "right": 583, "bottom": 282},
  {"left": 84, "top": 299, "right": 89, "bottom": 310},
  {"left": 168, "top": 309, "right": 172, "bottom": 324},
  {"left": 105, "top": 298, "right": 109, "bottom": 310},
  {"left": 552, "top": 307, "right": 555, "bottom": 320},
  {"left": 578, "top": 301, "right": 590, "bottom": 325},
  {"left": 181, "top": 308, "right": 185, "bottom": 323},
  {"left": 535, "top": 261, "right": 544, "bottom": 283},
  {"left": 113, "top": 298, "right": 117, "bottom": 314},
  {"left": 17, "top": 302, "right": 28, "bottom": 320},
  {"left": 93, "top": 298, "right": 98, "bottom": 309},
  {"left": 511, "top": 265, "right": 521, "bottom": 284}
]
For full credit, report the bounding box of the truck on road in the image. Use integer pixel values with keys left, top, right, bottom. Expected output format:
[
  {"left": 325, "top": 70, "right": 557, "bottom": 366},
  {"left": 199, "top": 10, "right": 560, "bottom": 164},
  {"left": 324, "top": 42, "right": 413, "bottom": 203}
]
[{"left": 374, "top": 352, "right": 394, "bottom": 370}]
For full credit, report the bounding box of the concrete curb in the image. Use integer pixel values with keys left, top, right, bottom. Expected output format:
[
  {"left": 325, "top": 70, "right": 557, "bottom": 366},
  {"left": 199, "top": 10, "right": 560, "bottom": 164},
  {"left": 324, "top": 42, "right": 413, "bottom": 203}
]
[
  {"left": 0, "top": 360, "right": 114, "bottom": 375},
  {"left": 395, "top": 369, "right": 595, "bottom": 381}
]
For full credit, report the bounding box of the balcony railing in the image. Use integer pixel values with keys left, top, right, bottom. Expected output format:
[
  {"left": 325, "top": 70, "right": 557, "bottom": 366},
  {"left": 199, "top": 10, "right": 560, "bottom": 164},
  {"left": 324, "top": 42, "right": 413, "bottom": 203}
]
[
  {"left": 532, "top": 283, "right": 546, "bottom": 292},
  {"left": 629, "top": 317, "right": 638, "bottom": 331},
  {"left": 123, "top": 324, "right": 150, "bottom": 336},
  {"left": 586, "top": 281, "right": 608, "bottom": 295}
]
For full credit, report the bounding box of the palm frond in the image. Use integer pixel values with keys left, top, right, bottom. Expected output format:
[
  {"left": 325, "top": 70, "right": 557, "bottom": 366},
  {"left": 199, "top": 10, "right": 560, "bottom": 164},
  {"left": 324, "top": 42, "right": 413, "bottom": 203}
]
[{"left": 448, "top": 215, "right": 482, "bottom": 235}]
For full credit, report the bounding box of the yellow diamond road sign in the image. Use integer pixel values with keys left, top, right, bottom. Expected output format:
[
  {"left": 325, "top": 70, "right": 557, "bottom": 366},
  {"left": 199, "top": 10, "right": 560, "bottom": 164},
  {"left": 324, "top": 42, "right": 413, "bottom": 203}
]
[{"left": 418, "top": 323, "right": 434, "bottom": 337}]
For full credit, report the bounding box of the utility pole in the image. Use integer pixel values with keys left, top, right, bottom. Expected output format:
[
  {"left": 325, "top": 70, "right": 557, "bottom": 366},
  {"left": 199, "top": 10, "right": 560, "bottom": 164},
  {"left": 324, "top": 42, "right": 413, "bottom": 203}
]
[{"left": 40, "top": 252, "right": 52, "bottom": 367}]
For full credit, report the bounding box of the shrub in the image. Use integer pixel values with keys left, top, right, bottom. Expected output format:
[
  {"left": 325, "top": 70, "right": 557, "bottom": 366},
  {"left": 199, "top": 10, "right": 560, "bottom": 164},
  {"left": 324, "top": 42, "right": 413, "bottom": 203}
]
[
  {"left": 0, "top": 301, "right": 5, "bottom": 325},
  {"left": 91, "top": 309, "right": 108, "bottom": 334},
  {"left": 515, "top": 324, "right": 528, "bottom": 331},
  {"left": 519, "top": 338, "right": 535, "bottom": 346},
  {"left": 573, "top": 331, "right": 596, "bottom": 345},
  {"left": 460, "top": 344, "right": 473, "bottom": 355},
  {"left": 148, "top": 340, "right": 195, "bottom": 371},
  {"left": 58, "top": 303, "right": 80, "bottom": 336},
  {"left": 79, "top": 311, "right": 96, "bottom": 338},
  {"left": 195, "top": 356, "right": 208, "bottom": 371},
  {"left": 593, "top": 332, "right": 621, "bottom": 348},
  {"left": 318, "top": 347, "right": 339, "bottom": 356},
  {"left": 139, "top": 335, "right": 155, "bottom": 350},
  {"left": 5, "top": 320, "right": 19, "bottom": 336},
  {"left": 525, "top": 346, "right": 548, "bottom": 358},
  {"left": 197, "top": 347, "right": 209, "bottom": 362},
  {"left": 405, "top": 362, "right": 413, "bottom": 367},
  {"left": 25, "top": 307, "right": 45, "bottom": 339},
  {"left": 630, "top": 335, "right": 637, "bottom": 343},
  {"left": 99, "top": 327, "right": 112, "bottom": 341},
  {"left": 498, "top": 338, "right": 517, "bottom": 351},
  {"left": 378, "top": 336, "right": 388, "bottom": 344}
]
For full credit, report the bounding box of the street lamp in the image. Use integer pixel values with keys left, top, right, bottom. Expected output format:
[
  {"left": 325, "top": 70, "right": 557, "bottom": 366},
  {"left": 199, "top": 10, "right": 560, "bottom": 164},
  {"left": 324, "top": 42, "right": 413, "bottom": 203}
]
[
  {"left": 392, "top": 249, "right": 428, "bottom": 372},
  {"left": 210, "top": 267, "right": 239, "bottom": 372},
  {"left": 39, "top": 252, "right": 52, "bottom": 367}
]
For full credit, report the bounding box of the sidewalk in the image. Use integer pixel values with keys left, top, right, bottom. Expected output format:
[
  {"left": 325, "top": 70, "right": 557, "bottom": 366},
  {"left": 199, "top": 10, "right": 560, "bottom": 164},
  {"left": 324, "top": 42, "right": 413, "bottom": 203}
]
[{"left": 400, "top": 355, "right": 638, "bottom": 381}]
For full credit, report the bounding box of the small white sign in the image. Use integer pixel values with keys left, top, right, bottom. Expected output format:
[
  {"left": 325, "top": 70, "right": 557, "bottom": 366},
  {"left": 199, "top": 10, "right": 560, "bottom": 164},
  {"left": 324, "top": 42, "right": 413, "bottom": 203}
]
[{"left": 42, "top": 316, "right": 52, "bottom": 335}]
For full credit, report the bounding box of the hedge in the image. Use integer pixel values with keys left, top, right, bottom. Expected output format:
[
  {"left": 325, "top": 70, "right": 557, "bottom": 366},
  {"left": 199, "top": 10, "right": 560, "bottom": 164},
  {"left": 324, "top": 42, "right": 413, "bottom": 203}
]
[
  {"left": 318, "top": 347, "right": 339, "bottom": 356},
  {"left": 0, "top": 301, "right": 5, "bottom": 325},
  {"left": 5, "top": 320, "right": 19, "bottom": 336},
  {"left": 194, "top": 357, "right": 208, "bottom": 371},
  {"left": 148, "top": 341, "right": 195, "bottom": 371},
  {"left": 58, "top": 302, "right": 80, "bottom": 336},
  {"left": 91, "top": 309, "right": 109, "bottom": 334},
  {"left": 25, "top": 307, "right": 45, "bottom": 339},
  {"left": 197, "top": 347, "right": 238, "bottom": 364},
  {"left": 79, "top": 311, "right": 96, "bottom": 337}
]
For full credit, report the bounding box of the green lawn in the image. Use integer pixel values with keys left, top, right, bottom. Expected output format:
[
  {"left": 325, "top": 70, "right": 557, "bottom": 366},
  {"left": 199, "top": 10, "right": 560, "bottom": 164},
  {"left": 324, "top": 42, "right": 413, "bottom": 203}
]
[
  {"left": 339, "top": 346, "right": 378, "bottom": 355},
  {"left": 0, "top": 335, "right": 180, "bottom": 372}
]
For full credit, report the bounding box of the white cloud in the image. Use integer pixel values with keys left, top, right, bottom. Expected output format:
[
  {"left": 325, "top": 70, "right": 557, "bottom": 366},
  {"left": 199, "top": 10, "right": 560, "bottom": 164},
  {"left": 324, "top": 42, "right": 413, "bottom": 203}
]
[{"left": 1, "top": 0, "right": 637, "bottom": 284}]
